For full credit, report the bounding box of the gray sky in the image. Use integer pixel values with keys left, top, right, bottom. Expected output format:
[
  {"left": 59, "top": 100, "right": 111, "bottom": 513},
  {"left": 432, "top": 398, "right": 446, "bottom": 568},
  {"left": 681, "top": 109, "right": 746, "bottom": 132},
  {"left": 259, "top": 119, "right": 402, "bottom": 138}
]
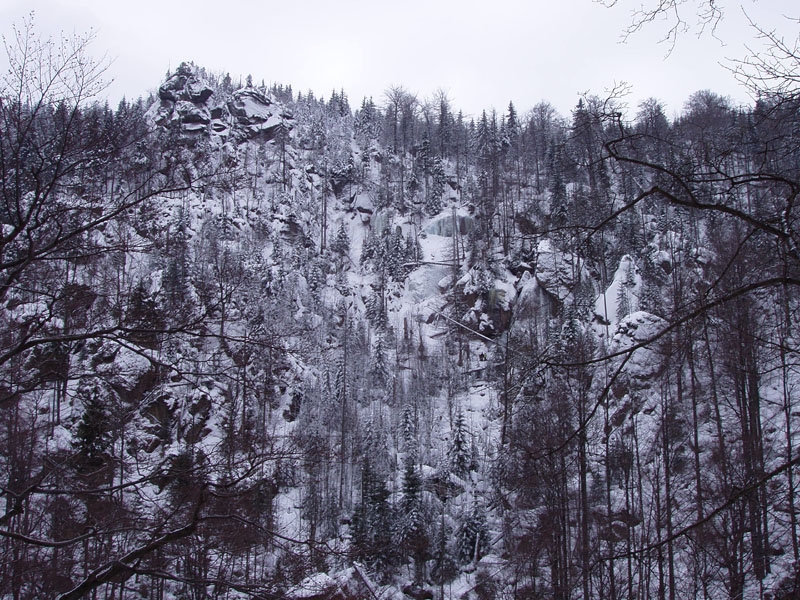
[{"left": 1, "top": 0, "right": 795, "bottom": 119}]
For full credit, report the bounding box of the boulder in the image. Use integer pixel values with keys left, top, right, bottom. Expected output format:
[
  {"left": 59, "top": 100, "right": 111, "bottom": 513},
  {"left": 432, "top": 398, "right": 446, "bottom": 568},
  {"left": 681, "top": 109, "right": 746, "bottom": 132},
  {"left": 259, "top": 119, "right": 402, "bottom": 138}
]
[
  {"left": 227, "top": 88, "right": 292, "bottom": 140},
  {"left": 402, "top": 585, "right": 434, "bottom": 600},
  {"left": 157, "top": 76, "right": 185, "bottom": 102},
  {"left": 175, "top": 100, "right": 210, "bottom": 125},
  {"left": 152, "top": 64, "right": 216, "bottom": 132},
  {"left": 227, "top": 88, "right": 273, "bottom": 121},
  {"left": 158, "top": 64, "right": 213, "bottom": 105},
  {"left": 353, "top": 193, "right": 374, "bottom": 223},
  {"left": 186, "top": 79, "right": 213, "bottom": 103},
  {"left": 610, "top": 311, "right": 668, "bottom": 387},
  {"left": 534, "top": 238, "right": 581, "bottom": 303}
]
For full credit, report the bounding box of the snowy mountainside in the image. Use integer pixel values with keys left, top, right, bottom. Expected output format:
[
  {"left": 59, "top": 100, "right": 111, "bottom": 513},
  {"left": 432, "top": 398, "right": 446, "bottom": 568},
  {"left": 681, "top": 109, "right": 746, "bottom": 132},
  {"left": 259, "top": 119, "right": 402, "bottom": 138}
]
[{"left": 4, "top": 61, "right": 800, "bottom": 600}]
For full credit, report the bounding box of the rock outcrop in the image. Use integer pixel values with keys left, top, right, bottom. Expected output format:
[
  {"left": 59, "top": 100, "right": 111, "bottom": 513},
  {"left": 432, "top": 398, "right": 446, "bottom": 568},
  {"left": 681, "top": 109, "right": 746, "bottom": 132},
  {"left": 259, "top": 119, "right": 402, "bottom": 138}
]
[{"left": 148, "top": 63, "right": 293, "bottom": 139}]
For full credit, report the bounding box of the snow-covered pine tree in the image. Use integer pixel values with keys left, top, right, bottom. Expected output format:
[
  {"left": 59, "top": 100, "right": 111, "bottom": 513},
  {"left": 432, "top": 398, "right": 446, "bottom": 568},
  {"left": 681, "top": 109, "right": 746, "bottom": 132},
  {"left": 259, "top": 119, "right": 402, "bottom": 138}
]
[
  {"left": 425, "top": 156, "right": 446, "bottom": 215},
  {"left": 368, "top": 335, "right": 391, "bottom": 388},
  {"left": 401, "top": 403, "right": 418, "bottom": 462},
  {"left": 449, "top": 409, "right": 472, "bottom": 479},
  {"left": 73, "top": 380, "right": 112, "bottom": 470},
  {"left": 351, "top": 455, "right": 394, "bottom": 576},
  {"left": 330, "top": 221, "right": 351, "bottom": 259},
  {"left": 455, "top": 499, "right": 490, "bottom": 566},
  {"left": 395, "top": 457, "right": 430, "bottom": 584},
  {"left": 365, "top": 284, "right": 388, "bottom": 330}
]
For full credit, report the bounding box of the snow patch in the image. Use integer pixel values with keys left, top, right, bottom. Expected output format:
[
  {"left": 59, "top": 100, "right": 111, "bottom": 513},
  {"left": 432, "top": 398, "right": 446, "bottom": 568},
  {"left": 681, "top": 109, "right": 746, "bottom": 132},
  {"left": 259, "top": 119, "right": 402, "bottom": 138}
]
[
  {"left": 611, "top": 310, "right": 668, "bottom": 384},
  {"left": 534, "top": 238, "right": 581, "bottom": 302},
  {"left": 594, "top": 254, "right": 642, "bottom": 332}
]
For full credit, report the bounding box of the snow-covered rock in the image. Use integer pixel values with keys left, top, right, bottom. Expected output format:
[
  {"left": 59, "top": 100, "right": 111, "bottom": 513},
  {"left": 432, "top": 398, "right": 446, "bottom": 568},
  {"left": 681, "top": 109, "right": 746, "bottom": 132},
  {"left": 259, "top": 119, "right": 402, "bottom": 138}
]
[
  {"left": 158, "top": 63, "right": 213, "bottom": 103},
  {"left": 148, "top": 66, "right": 293, "bottom": 139},
  {"left": 227, "top": 87, "right": 292, "bottom": 140},
  {"left": 149, "top": 63, "right": 216, "bottom": 133},
  {"left": 610, "top": 310, "right": 668, "bottom": 387},
  {"left": 534, "top": 238, "right": 581, "bottom": 302},
  {"left": 286, "top": 566, "right": 381, "bottom": 599},
  {"left": 353, "top": 193, "right": 374, "bottom": 223},
  {"left": 594, "top": 254, "right": 642, "bottom": 329},
  {"left": 515, "top": 270, "right": 556, "bottom": 321}
]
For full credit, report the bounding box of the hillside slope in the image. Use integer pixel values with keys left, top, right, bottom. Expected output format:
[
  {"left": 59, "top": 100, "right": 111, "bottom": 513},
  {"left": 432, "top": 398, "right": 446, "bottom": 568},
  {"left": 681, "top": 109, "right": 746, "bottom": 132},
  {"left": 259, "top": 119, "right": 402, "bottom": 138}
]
[{"left": 2, "top": 62, "right": 800, "bottom": 600}]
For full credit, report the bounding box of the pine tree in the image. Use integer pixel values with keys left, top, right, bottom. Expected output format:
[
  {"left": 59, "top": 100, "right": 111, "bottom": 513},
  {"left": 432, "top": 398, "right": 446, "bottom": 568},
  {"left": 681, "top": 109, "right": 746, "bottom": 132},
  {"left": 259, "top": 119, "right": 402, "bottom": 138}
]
[
  {"left": 405, "top": 233, "right": 422, "bottom": 265},
  {"left": 417, "top": 132, "right": 431, "bottom": 175},
  {"left": 305, "top": 258, "right": 325, "bottom": 303},
  {"left": 351, "top": 456, "right": 394, "bottom": 576},
  {"left": 395, "top": 458, "right": 430, "bottom": 583},
  {"left": 455, "top": 500, "right": 490, "bottom": 565},
  {"left": 383, "top": 226, "right": 407, "bottom": 281},
  {"left": 474, "top": 110, "right": 493, "bottom": 161},
  {"left": 430, "top": 512, "right": 458, "bottom": 587},
  {"left": 616, "top": 266, "right": 632, "bottom": 322},
  {"left": 437, "top": 94, "right": 453, "bottom": 158},
  {"left": 548, "top": 140, "right": 568, "bottom": 212},
  {"left": 506, "top": 101, "right": 519, "bottom": 143},
  {"left": 360, "top": 230, "right": 379, "bottom": 267},
  {"left": 406, "top": 169, "right": 420, "bottom": 199},
  {"left": 399, "top": 455, "right": 421, "bottom": 519},
  {"left": 401, "top": 404, "right": 417, "bottom": 462},
  {"left": 426, "top": 156, "right": 446, "bottom": 215},
  {"left": 369, "top": 335, "right": 391, "bottom": 388},
  {"left": 164, "top": 206, "right": 192, "bottom": 321},
  {"left": 355, "top": 96, "right": 381, "bottom": 144},
  {"left": 365, "top": 285, "right": 387, "bottom": 330},
  {"left": 74, "top": 381, "right": 111, "bottom": 469},
  {"left": 125, "top": 279, "right": 164, "bottom": 348},
  {"left": 337, "top": 88, "right": 350, "bottom": 117},
  {"left": 331, "top": 221, "right": 350, "bottom": 258},
  {"left": 613, "top": 256, "right": 640, "bottom": 322},
  {"left": 449, "top": 409, "right": 472, "bottom": 479}
]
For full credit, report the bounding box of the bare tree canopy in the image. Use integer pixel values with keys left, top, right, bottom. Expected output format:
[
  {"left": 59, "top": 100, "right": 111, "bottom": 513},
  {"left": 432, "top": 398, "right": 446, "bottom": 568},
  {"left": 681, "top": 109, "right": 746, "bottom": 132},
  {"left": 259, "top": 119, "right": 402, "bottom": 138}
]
[
  {"left": 600, "top": 0, "right": 800, "bottom": 98},
  {"left": 598, "top": 0, "right": 727, "bottom": 44}
]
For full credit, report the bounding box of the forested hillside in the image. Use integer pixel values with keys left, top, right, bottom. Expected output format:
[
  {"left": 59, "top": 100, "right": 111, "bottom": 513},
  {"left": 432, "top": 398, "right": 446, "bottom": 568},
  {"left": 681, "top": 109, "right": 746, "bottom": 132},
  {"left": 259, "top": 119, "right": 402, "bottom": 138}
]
[{"left": 2, "top": 18, "right": 800, "bottom": 600}]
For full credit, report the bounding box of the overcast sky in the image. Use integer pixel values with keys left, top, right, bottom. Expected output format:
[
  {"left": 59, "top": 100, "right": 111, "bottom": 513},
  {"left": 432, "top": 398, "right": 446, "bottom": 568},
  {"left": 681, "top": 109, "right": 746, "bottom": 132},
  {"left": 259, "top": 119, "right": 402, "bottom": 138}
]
[{"left": 1, "top": 0, "right": 795, "bottom": 120}]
